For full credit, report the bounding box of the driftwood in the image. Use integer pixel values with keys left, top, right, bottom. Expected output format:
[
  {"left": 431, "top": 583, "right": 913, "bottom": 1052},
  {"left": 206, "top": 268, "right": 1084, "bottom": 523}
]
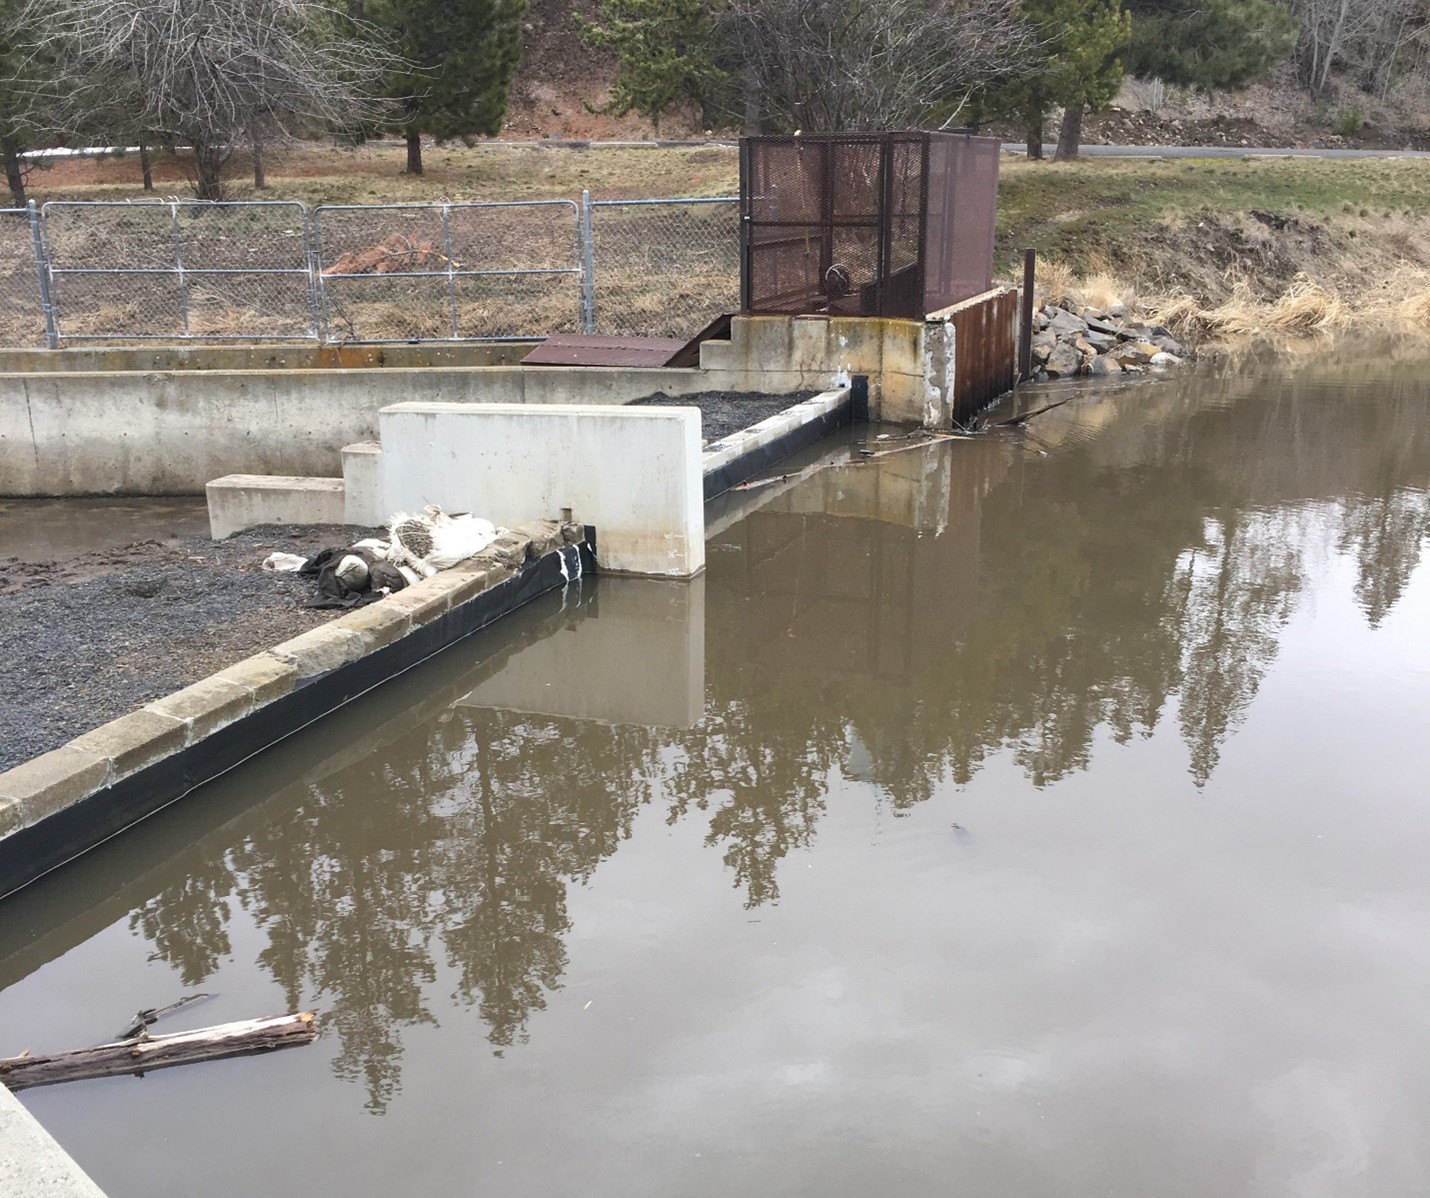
[{"left": 0, "top": 1012, "right": 319, "bottom": 1091}]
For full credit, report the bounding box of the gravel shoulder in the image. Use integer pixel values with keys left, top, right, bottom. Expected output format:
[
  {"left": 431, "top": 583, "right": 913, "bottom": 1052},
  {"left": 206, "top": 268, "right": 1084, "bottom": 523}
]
[
  {"left": 0, "top": 525, "right": 374, "bottom": 773},
  {"left": 631, "top": 390, "right": 817, "bottom": 444}
]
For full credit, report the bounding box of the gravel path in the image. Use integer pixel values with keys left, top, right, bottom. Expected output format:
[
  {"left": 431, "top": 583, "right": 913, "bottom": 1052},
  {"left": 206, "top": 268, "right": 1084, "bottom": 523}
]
[
  {"left": 0, "top": 525, "right": 376, "bottom": 773},
  {"left": 631, "top": 390, "right": 816, "bottom": 444}
]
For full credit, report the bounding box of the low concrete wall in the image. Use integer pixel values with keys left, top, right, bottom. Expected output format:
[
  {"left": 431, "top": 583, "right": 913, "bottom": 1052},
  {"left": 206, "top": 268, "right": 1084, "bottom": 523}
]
[
  {"left": 2, "top": 308, "right": 1017, "bottom": 496},
  {"left": 0, "top": 523, "right": 591, "bottom": 901},
  {"left": 379, "top": 402, "right": 704, "bottom": 576},
  {"left": 0, "top": 342, "right": 536, "bottom": 374},
  {"left": 0, "top": 364, "right": 718, "bottom": 496},
  {"left": 0, "top": 1084, "right": 108, "bottom": 1196},
  {"left": 207, "top": 475, "right": 345, "bottom": 539}
]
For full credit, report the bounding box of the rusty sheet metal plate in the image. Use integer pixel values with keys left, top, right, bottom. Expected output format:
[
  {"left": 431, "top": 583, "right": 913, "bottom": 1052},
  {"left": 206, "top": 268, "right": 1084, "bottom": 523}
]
[{"left": 522, "top": 335, "right": 687, "bottom": 367}]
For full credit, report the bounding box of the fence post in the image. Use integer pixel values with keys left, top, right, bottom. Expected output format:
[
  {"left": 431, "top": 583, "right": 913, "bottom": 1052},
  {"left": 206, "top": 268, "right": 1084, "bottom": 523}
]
[
  {"left": 169, "top": 202, "right": 191, "bottom": 336},
  {"left": 299, "top": 203, "right": 323, "bottom": 342},
  {"left": 579, "top": 189, "right": 597, "bottom": 334},
  {"left": 27, "top": 200, "right": 58, "bottom": 349},
  {"left": 1018, "top": 248, "right": 1036, "bottom": 382},
  {"left": 441, "top": 204, "right": 460, "bottom": 339}
]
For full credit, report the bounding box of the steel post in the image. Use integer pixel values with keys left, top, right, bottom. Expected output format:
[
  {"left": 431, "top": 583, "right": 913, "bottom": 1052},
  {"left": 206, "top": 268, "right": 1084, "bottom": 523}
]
[
  {"left": 1019, "top": 248, "right": 1036, "bottom": 382},
  {"left": 579, "top": 190, "right": 597, "bottom": 334},
  {"left": 27, "top": 201, "right": 57, "bottom": 348}
]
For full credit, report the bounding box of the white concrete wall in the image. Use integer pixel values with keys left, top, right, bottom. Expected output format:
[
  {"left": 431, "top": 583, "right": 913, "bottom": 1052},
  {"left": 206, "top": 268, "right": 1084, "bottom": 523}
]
[
  {"left": 0, "top": 365, "right": 720, "bottom": 497},
  {"left": 379, "top": 402, "right": 705, "bottom": 577},
  {"left": 206, "top": 474, "right": 346, "bottom": 539}
]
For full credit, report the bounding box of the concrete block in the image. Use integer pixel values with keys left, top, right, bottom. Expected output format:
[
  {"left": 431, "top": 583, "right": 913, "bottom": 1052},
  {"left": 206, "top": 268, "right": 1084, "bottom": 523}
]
[
  {"left": 437, "top": 561, "right": 514, "bottom": 608},
  {"left": 0, "top": 1084, "right": 109, "bottom": 1197},
  {"left": 378, "top": 402, "right": 705, "bottom": 577},
  {"left": 214, "top": 652, "right": 299, "bottom": 705},
  {"left": 146, "top": 676, "right": 255, "bottom": 744},
  {"left": 512, "top": 519, "right": 564, "bottom": 558},
  {"left": 269, "top": 625, "right": 371, "bottom": 678},
  {"left": 0, "top": 745, "right": 111, "bottom": 828},
  {"left": 207, "top": 474, "right": 346, "bottom": 539},
  {"left": 332, "top": 600, "right": 413, "bottom": 649},
  {"left": 70, "top": 710, "right": 185, "bottom": 783},
  {"left": 342, "top": 442, "right": 385, "bottom": 527},
  {"left": 381, "top": 577, "right": 457, "bottom": 625}
]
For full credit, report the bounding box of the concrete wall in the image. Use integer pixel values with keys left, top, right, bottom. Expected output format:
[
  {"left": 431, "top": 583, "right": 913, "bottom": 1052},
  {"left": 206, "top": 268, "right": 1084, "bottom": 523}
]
[
  {"left": 2, "top": 306, "right": 1018, "bottom": 496},
  {"left": 0, "top": 342, "right": 536, "bottom": 374},
  {"left": 380, "top": 402, "right": 705, "bottom": 576},
  {"left": 0, "top": 364, "right": 718, "bottom": 496}
]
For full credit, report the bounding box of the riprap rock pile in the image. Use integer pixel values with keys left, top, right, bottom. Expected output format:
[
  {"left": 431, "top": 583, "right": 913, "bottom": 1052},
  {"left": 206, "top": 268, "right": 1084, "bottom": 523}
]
[{"left": 1031, "top": 304, "right": 1187, "bottom": 380}]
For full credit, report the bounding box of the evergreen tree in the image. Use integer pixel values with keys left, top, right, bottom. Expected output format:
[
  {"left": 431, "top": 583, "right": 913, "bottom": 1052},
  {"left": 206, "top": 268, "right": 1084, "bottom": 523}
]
[
  {"left": 1123, "top": 0, "right": 1295, "bottom": 92},
  {"left": 991, "top": 0, "right": 1129, "bottom": 160},
  {"left": 363, "top": 0, "right": 527, "bottom": 175},
  {"left": 575, "top": 0, "right": 722, "bottom": 130}
]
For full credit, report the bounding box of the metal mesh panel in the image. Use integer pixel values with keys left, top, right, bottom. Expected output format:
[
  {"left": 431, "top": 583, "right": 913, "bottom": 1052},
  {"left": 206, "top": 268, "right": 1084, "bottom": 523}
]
[
  {"left": 42, "top": 201, "right": 315, "bottom": 340},
  {"left": 0, "top": 209, "right": 47, "bottom": 347},
  {"left": 315, "top": 201, "right": 580, "bottom": 341},
  {"left": 588, "top": 198, "right": 739, "bottom": 337},
  {"left": 924, "top": 135, "right": 1000, "bottom": 312},
  {"left": 742, "top": 132, "right": 1000, "bottom": 320}
]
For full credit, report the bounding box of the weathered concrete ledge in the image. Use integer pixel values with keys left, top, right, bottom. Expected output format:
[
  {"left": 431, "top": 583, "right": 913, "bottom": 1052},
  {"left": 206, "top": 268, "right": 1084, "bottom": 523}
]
[
  {"left": 0, "top": 521, "right": 594, "bottom": 900},
  {"left": 0, "top": 1083, "right": 108, "bottom": 1196},
  {"left": 701, "top": 383, "right": 858, "bottom": 500}
]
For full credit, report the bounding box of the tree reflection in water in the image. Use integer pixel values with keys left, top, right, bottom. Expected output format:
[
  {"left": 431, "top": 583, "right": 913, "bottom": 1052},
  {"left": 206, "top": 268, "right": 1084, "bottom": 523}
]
[{"left": 126, "top": 364, "right": 1430, "bottom": 1110}]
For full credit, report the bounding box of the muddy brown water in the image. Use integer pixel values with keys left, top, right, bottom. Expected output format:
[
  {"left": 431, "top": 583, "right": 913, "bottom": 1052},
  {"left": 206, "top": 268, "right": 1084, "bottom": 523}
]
[{"left": 3, "top": 355, "right": 1429, "bottom": 1197}]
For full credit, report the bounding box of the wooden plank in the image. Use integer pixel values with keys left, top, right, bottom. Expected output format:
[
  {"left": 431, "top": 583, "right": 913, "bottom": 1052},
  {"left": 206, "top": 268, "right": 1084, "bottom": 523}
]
[
  {"left": 0, "top": 1012, "right": 319, "bottom": 1091},
  {"left": 522, "top": 335, "right": 687, "bottom": 368}
]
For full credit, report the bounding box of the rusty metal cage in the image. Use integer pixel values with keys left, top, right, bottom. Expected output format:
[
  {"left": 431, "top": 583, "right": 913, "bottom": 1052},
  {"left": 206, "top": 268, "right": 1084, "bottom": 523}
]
[{"left": 740, "top": 131, "right": 1000, "bottom": 321}]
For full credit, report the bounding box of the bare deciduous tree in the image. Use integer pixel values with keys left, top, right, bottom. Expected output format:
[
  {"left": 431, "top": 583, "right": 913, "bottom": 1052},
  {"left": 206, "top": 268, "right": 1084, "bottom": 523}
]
[
  {"left": 20, "top": 0, "right": 397, "bottom": 198},
  {"left": 721, "top": 0, "right": 1037, "bottom": 132}
]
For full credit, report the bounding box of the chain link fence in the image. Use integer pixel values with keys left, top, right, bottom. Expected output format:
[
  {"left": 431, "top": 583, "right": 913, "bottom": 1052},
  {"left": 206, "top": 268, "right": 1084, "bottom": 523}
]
[
  {"left": 43, "top": 201, "right": 317, "bottom": 340},
  {"left": 585, "top": 197, "right": 740, "bottom": 337},
  {"left": 0, "top": 194, "right": 741, "bottom": 347},
  {"left": 0, "top": 206, "right": 51, "bottom": 347},
  {"left": 313, "top": 200, "right": 583, "bottom": 342}
]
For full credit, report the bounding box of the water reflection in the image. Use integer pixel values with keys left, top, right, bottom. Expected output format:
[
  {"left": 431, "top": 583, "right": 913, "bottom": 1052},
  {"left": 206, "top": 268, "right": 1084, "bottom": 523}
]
[{"left": 9, "top": 358, "right": 1430, "bottom": 1120}]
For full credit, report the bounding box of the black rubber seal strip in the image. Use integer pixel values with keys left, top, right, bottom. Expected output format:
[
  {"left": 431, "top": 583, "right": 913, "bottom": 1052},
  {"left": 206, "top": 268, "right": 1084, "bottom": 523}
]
[
  {"left": 703, "top": 392, "right": 854, "bottom": 502},
  {"left": 0, "top": 540, "right": 597, "bottom": 901}
]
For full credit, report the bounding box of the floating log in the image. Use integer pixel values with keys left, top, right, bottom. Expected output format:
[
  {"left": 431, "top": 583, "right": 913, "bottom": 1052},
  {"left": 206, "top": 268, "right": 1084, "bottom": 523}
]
[{"left": 0, "top": 1012, "right": 319, "bottom": 1092}]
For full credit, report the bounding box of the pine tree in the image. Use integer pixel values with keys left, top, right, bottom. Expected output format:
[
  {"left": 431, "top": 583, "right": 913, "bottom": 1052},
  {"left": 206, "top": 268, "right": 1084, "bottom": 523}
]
[
  {"left": 575, "top": 0, "right": 722, "bottom": 129},
  {"left": 993, "top": 0, "right": 1130, "bottom": 160},
  {"left": 364, "top": 0, "right": 527, "bottom": 176},
  {"left": 1123, "top": 0, "right": 1295, "bottom": 92}
]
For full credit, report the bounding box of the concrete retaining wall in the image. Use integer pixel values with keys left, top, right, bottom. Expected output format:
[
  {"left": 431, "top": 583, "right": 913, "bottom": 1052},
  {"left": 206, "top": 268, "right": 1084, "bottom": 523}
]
[
  {"left": 380, "top": 403, "right": 704, "bottom": 576},
  {"left": 0, "top": 365, "right": 720, "bottom": 496},
  {"left": 3, "top": 308, "right": 1016, "bottom": 496},
  {"left": 0, "top": 523, "right": 592, "bottom": 901},
  {"left": 0, "top": 1084, "right": 108, "bottom": 1196}
]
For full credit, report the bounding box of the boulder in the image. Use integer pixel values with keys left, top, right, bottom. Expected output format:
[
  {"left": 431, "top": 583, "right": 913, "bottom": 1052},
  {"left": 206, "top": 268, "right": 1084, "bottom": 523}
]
[
  {"left": 1089, "top": 354, "right": 1123, "bottom": 376},
  {"left": 1044, "top": 306, "right": 1088, "bottom": 337},
  {"left": 1150, "top": 351, "right": 1183, "bottom": 367},
  {"left": 1034, "top": 310, "right": 1050, "bottom": 331},
  {"left": 1113, "top": 341, "right": 1158, "bottom": 366},
  {"left": 1152, "top": 334, "right": 1184, "bottom": 356},
  {"left": 1045, "top": 342, "right": 1084, "bottom": 378},
  {"left": 1083, "top": 329, "right": 1117, "bottom": 350}
]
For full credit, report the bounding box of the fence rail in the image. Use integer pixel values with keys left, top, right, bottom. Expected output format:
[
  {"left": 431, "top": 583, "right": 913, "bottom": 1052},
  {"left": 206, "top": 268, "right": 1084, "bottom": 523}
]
[{"left": 0, "top": 194, "right": 741, "bottom": 348}]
